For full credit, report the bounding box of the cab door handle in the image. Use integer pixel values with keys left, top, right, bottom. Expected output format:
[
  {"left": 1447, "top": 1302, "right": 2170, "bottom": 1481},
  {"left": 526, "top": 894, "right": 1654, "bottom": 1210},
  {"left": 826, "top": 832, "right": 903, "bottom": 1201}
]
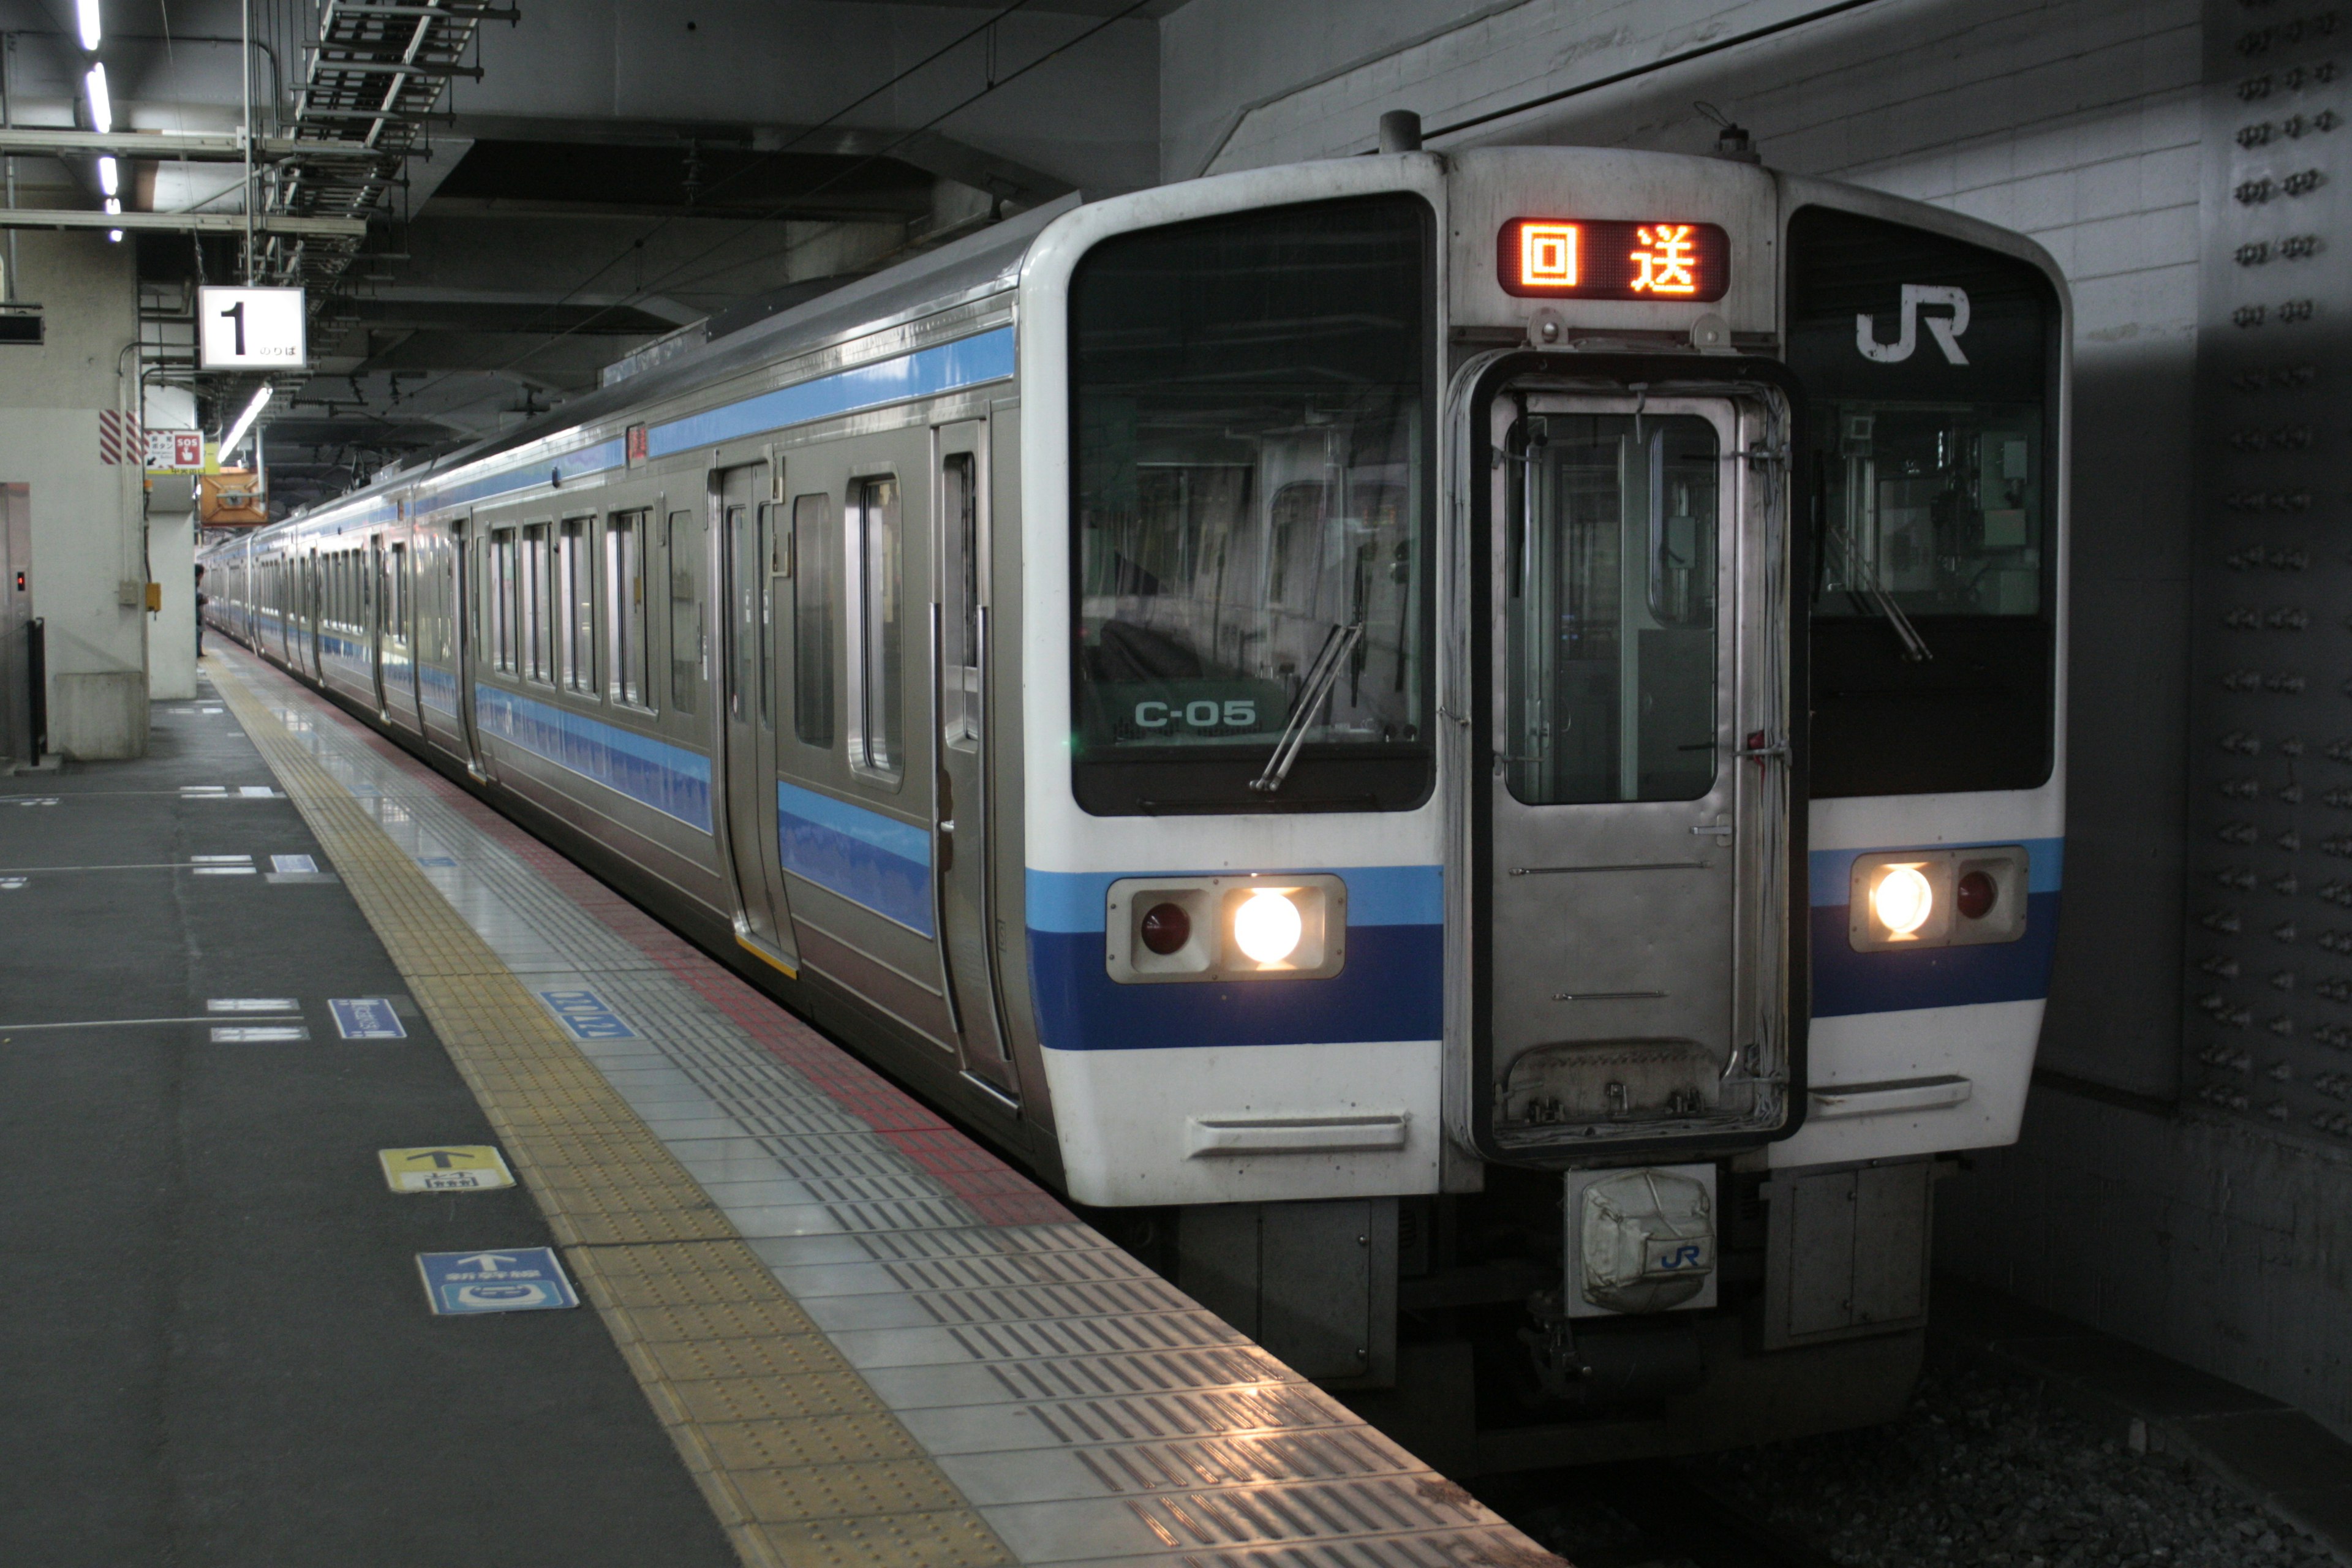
[{"left": 1691, "top": 815, "right": 1733, "bottom": 843}]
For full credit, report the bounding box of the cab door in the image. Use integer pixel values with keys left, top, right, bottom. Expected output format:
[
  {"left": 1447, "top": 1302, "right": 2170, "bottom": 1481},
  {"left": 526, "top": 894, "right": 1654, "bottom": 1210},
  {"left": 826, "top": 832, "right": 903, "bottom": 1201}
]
[
  {"left": 933, "top": 421, "right": 1017, "bottom": 1098},
  {"left": 1474, "top": 388, "right": 1793, "bottom": 1157},
  {"left": 715, "top": 462, "right": 795, "bottom": 967}
]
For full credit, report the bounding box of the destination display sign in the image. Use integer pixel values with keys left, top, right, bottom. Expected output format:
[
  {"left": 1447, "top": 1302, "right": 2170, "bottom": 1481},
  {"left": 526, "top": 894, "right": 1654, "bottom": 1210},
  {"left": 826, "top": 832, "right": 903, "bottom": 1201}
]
[{"left": 1497, "top": 218, "right": 1731, "bottom": 301}]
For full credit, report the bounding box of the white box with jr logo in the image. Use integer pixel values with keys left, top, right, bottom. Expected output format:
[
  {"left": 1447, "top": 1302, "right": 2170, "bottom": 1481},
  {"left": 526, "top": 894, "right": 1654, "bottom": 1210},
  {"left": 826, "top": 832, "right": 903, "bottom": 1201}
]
[{"left": 1562, "top": 1161, "right": 1719, "bottom": 1318}]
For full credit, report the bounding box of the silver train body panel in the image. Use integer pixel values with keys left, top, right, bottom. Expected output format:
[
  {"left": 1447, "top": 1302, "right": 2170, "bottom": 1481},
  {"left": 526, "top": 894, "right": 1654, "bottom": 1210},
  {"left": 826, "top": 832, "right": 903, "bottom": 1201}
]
[{"left": 206, "top": 148, "right": 2068, "bottom": 1446}]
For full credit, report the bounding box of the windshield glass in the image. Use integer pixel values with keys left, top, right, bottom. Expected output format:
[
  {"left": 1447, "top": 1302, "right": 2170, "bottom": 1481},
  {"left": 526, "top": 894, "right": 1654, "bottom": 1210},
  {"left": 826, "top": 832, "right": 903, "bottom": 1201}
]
[
  {"left": 1814, "top": 402, "right": 2044, "bottom": 619},
  {"left": 1786, "top": 206, "right": 2060, "bottom": 797},
  {"left": 1506, "top": 411, "right": 1722, "bottom": 806},
  {"left": 1069, "top": 194, "right": 1434, "bottom": 814}
]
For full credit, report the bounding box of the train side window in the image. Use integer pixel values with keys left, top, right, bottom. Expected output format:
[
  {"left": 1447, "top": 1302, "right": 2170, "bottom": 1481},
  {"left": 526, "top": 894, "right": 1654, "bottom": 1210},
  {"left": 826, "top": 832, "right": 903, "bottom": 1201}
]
[
  {"left": 790, "top": 492, "right": 834, "bottom": 748},
  {"left": 389, "top": 543, "right": 409, "bottom": 641},
  {"left": 850, "top": 475, "right": 903, "bottom": 782},
  {"left": 941, "top": 452, "right": 979, "bottom": 742},
  {"left": 559, "top": 516, "right": 597, "bottom": 697},
  {"left": 522, "top": 523, "right": 555, "bottom": 684},
  {"left": 606, "top": 510, "right": 650, "bottom": 707},
  {"left": 667, "top": 508, "right": 703, "bottom": 716},
  {"left": 489, "top": 527, "right": 518, "bottom": 673}
]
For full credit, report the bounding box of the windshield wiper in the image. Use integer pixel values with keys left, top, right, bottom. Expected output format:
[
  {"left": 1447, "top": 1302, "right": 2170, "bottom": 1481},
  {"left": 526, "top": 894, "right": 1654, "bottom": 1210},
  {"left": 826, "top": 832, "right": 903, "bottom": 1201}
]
[
  {"left": 1251, "top": 622, "right": 1365, "bottom": 795},
  {"left": 1826, "top": 524, "right": 1932, "bottom": 662}
]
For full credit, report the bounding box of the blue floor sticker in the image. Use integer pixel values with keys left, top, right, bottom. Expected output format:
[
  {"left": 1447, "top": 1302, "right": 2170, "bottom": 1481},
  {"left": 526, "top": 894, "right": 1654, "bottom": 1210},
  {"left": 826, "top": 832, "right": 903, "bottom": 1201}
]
[
  {"left": 537, "top": 988, "right": 637, "bottom": 1041},
  {"left": 329, "top": 998, "right": 407, "bottom": 1039},
  {"left": 417, "top": 1248, "right": 578, "bottom": 1315}
]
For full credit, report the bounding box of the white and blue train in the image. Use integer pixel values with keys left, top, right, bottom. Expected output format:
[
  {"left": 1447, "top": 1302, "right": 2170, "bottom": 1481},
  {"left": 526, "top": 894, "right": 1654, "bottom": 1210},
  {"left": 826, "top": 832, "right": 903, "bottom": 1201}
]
[{"left": 205, "top": 138, "right": 2067, "bottom": 1465}]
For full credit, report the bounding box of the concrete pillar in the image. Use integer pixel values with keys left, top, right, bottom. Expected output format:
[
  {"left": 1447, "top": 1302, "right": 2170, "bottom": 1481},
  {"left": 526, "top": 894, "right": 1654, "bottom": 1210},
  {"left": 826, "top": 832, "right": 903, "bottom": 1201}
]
[
  {"left": 148, "top": 510, "right": 197, "bottom": 701},
  {"left": 0, "top": 232, "right": 146, "bottom": 758},
  {"left": 145, "top": 384, "right": 202, "bottom": 703}
]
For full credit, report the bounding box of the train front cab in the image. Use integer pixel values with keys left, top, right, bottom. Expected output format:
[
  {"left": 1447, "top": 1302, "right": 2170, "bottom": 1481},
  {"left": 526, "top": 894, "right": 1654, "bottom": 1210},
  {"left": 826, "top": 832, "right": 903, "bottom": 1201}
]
[{"left": 1018, "top": 149, "right": 2067, "bottom": 1466}]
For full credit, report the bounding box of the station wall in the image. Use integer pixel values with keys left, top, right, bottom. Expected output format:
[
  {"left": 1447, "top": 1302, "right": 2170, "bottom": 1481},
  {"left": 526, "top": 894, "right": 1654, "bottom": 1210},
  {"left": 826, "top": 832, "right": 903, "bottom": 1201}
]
[{"left": 1159, "top": 0, "right": 2352, "bottom": 1438}]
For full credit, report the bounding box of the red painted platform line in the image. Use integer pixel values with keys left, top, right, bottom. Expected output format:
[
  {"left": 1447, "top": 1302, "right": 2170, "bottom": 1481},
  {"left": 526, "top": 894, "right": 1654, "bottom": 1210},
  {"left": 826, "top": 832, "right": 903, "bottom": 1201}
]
[{"left": 237, "top": 655, "right": 1074, "bottom": 1228}]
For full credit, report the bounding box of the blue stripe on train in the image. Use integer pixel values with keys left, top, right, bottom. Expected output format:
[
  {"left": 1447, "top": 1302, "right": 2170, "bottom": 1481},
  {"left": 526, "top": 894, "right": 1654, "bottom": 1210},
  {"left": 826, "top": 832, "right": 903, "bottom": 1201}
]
[
  {"left": 472, "top": 683, "right": 711, "bottom": 832},
  {"left": 238, "top": 330, "right": 1018, "bottom": 526},
  {"left": 775, "top": 780, "right": 933, "bottom": 935},
  {"left": 1810, "top": 892, "right": 2062, "bottom": 1017},
  {"left": 651, "top": 328, "right": 1016, "bottom": 457},
  {"left": 1027, "top": 923, "right": 1444, "bottom": 1052}
]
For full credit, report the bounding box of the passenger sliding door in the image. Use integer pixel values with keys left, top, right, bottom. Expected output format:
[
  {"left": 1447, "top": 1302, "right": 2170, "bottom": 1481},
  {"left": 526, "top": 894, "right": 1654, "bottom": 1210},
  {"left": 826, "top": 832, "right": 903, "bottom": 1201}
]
[
  {"left": 774, "top": 442, "right": 960, "bottom": 1054},
  {"left": 934, "top": 421, "right": 1016, "bottom": 1097},
  {"left": 368, "top": 536, "right": 388, "bottom": 714},
  {"left": 305, "top": 549, "right": 323, "bottom": 677},
  {"left": 715, "top": 462, "right": 794, "bottom": 967},
  {"left": 455, "top": 518, "right": 492, "bottom": 780}
]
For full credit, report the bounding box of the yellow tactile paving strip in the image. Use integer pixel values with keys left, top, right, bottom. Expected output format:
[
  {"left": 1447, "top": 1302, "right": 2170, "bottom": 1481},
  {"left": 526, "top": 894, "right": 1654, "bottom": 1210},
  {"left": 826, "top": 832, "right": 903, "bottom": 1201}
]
[{"left": 208, "top": 657, "right": 1016, "bottom": 1568}]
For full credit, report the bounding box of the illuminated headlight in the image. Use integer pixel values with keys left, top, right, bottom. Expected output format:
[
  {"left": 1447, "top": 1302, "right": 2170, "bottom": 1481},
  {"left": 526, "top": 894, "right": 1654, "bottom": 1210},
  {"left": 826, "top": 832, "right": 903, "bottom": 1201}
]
[
  {"left": 1871, "top": 864, "right": 1936, "bottom": 938},
  {"left": 1848, "top": 847, "right": 2032, "bottom": 952},
  {"left": 1104, "top": 873, "right": 1348, "bottom": 983},
  {"left": 1231, "top": 888, "right": 1305, "bottom": 965}
]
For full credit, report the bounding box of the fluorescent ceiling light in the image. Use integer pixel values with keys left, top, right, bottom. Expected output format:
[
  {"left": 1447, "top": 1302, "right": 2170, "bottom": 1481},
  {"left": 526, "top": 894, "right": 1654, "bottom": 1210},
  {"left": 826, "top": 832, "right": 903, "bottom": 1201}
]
[
  {"left": 77, "top": 0, "right": 100, "bottom": 51},
  {"left": 220, "top": 383, "right": 274, "bottom": 462},
  {"left": 85, "top": 64, "right": 110, "bottom": 135},
  {"left": 103, "top": 197, "right": 120, "bottom": 214},
  {"left": 98, "top": 156, "right": 118, "bottom": 196}
]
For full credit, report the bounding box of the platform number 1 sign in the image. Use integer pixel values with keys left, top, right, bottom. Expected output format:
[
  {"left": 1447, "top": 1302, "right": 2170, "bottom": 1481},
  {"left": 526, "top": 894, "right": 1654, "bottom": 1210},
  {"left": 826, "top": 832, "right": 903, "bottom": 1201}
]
[{"left": 197, "top": 285, "right": 306, "bottom": 369}]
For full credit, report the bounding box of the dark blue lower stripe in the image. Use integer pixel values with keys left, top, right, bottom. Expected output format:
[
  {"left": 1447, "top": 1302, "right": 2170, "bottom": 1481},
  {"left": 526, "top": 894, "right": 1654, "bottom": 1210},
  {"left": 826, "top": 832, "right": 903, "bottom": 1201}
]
[
  {"left": 777, "top": 783, "right": 934, "bottom": 936},
  {"left": 1809, "top": 892, "right": 2060, "bottom": 1018},
  {"left": 1027, "top": 924, "right": 1443, "bottom": 1052},
  {"left": 474, "top": 683, "right": 711, "bottom": 832}
]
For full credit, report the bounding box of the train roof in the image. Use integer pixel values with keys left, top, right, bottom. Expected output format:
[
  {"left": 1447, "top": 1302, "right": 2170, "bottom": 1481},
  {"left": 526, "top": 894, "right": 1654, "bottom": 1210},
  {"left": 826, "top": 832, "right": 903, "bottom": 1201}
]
[
  {"left": 234, "top": 194, "right": 1078, "bottom": 540},
  {"left": 208, "top": 146, "right": 2064, "bottom": 554}
]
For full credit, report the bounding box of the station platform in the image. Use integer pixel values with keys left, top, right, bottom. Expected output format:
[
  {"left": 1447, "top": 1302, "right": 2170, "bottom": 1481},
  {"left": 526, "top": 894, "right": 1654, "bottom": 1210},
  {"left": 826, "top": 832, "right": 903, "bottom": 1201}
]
[{"left": 0, "top": 643, "right": 1553, "bottom": 1568}]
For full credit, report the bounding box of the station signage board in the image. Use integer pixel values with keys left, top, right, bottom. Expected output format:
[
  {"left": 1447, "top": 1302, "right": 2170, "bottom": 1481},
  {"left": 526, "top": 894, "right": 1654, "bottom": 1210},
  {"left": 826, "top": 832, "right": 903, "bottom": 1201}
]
[
  {"left": 145, "top": 429, "right": 204, "bottom": 471},
  {"left": 197, "top": 285, "right": 307, "bottom": 369}
]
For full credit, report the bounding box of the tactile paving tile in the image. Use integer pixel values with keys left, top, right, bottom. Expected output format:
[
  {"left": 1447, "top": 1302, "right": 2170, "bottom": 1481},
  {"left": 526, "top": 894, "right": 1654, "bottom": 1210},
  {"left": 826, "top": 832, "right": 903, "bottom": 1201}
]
[
  {"left": 1065, "top": 1428, "right": 1419, "bottom": 1493},
  {"left": 981, "top": 1347, "right": 1302, "bottom": 1403},
  {"left": 1019, "top": 1387, "right": 1362, "bottom": 1448},
  {"left": 208, "top": 649, "right": 1556, "bottom": 1567},
  {"left": 1107, "top": 1532, "right": 1559, "bottom": 1567},
  {"left": 909, "top": 1279, "right": 1198, "bottom": 1325},
  {"left": 208, "top": 656, "right": 1019, "bottom": 1568}
]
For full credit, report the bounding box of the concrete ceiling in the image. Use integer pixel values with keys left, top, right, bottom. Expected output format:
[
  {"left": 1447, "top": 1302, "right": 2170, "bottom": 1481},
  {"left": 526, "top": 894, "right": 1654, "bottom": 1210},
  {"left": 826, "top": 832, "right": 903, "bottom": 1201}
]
[{"left": 0, "top": 0, "right": 1163, "bottom": 514}]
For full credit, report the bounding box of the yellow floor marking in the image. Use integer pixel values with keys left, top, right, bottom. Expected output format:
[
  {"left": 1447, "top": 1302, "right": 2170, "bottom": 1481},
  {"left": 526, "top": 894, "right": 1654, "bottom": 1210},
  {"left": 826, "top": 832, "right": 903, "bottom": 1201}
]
[
  {"left": 209, "top": 654, "right": 1016, "bottom": 1568},
  {"left": 379, "top": 1144, "right": 514, "bottom": 1193}
]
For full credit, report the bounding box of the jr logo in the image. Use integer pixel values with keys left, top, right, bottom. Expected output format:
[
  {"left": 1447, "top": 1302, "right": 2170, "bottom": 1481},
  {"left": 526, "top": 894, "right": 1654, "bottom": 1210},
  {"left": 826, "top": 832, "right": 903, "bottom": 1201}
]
[
  {"left": 1856, "top": 284, "right": 1971, "bottom": 365},
  {"left": 1660, "top": 1243, "right": 1705, "bottom": 1270}
]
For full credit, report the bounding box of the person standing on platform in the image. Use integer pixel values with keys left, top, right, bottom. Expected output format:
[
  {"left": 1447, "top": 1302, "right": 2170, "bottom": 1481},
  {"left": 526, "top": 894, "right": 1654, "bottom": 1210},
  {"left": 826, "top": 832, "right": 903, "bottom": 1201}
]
[{"left": 194, "top": 564, "right": 206, "bottom": 658}]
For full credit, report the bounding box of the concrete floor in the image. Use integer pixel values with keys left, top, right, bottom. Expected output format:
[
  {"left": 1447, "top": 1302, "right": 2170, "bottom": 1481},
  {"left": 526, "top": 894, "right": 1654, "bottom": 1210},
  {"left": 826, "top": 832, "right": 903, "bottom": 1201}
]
[{"left": 0, "top": 684, "right": 736, "bottom": 1567}]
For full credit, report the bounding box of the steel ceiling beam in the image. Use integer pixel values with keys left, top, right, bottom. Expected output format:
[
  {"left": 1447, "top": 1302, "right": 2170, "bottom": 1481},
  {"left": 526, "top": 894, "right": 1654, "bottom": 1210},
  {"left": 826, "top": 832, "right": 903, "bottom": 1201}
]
[
  {"left": 0, "top": 209, "right": 371, "bottom": 238},
  {"left": 0, "top": 128, "right": 380, "bottom": 162}
]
